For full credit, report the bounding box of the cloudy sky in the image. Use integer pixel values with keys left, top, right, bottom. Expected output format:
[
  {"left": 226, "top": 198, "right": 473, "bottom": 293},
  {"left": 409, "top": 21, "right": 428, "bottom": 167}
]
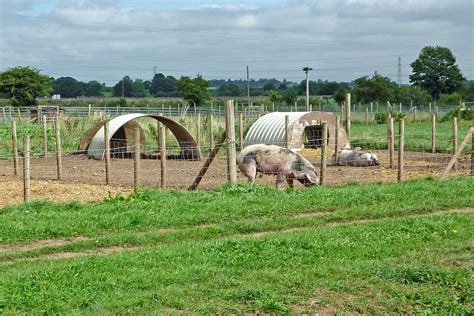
[{"left": 0, "top": 0, "right": 472, "bottom": 85}]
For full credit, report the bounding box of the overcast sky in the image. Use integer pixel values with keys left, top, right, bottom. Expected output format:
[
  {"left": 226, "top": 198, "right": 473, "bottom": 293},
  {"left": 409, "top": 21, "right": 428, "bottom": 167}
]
[{"left": 0, "top": 0, "right": 472, "bottom": 85}]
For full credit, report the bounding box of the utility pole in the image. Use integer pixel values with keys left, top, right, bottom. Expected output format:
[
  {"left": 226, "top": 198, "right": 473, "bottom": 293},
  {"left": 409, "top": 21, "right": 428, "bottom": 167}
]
[
  {"left": 121, "top": 76, "right": 124, "bottom": 98},
  {"left": 246, "top": 66, "right": 250, "bottom": 108},
  {"left": 397, "top": 57, "right": 402, "bottom": 85},
  {"left": 303, "top": 67, "right": 313, "bottom": 111},
  {"left": 153, "top": 66, "right": 157, "bottom": 75}
]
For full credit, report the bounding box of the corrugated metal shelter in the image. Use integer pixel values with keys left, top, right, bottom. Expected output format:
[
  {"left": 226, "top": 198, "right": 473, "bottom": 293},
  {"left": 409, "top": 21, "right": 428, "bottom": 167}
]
[
  {"left": 244, "top": 112, "right": 349, "bottom": 151},
  {"left": 84, "top": 113, "right": 200, "bottom": 160}
]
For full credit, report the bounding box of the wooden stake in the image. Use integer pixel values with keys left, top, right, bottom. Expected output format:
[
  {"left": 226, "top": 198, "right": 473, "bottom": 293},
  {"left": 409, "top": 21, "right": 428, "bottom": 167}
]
[
  {"left": 398, "top": 119, "right": 404, "bottom": 182},
  {"left": 440, "top": 127, "right": 474, "bottom": 179},
  {"left": 88, "top": 104, "right": 92, "bottom": 117},
  {"left": 23, "top": 134, "right": 30, "bottom": 203},
  {"left": 11, "top": 120, "right": 19, "bottom": 176},
  {"left": 2, "top": 107, "right": 5, "bottom": 121},
  {"left": 196, "top": 112, "right": 201, "bottom": 148},
  {"left": 429, "top": 102, "right": 432, "bottom": 114},
  {"left": 345, "top": 93, "right": 351, "bottom": 143},
  {"left": 225, "top": 100, "right": 237, "bottom": 185},
  {"left": 413, "top": 106, "right": 416, "bottom": 122},
  {"left": 104, "top": 122, "right": 111, "bottom": 185},
  {"left": 42, "top": 115, "right": 48, "bottom": 157},
  {"left": 239, "top": 112, "right": 244, "bottom": 150},
  {"left": 431, "top": 114, "right": 436, "bottom": 153},
  {"left": 388, "top": 116, "right": 394, "bottom": 169},
  {"left": 320, "top": 122, "right": 328, "bottom": 185},
  {"left": 334, "top": 116, "right": 339, "bottom": 163},
  {"left": 285, "top": 115, "right": 290, "bottom": 149},
  {"left": 160, "top": 124, "right": 166, "bottom": 188},
  {"left": 16, "top": 108, "right": 22, "bottom": 123},
  {"left": 55, "top": 118, "right": 63, "bottom": 180},
  {"left": 188, "top": 132, "right": 226, "bottom": 191},
  {"left": 365, "top": 107, "right": 369, "bottom": 124},
  {"left": 209, "top": 114, "right": 214, "bottom": 151},
  {"left": 453, "top": 117, "right": 458, "bottom": 171},
  {"left": 134, "top": 127, "right": 140, "bottom": 188}
]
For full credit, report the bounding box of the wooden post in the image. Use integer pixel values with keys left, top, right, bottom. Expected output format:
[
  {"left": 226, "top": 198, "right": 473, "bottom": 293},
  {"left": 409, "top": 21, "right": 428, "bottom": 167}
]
[
  {"left": 294, "top": 101, "right": 297, "bottom": 112},
  {"left": 11, "top": 120, "right": 19, "bottom": 176},
  {"left": 16, "top": 108, "right": 22, "bottom": 123},
  {"left": 398, "top": 119, "right": 404, "bottom": 182},
  {"left": 225, "top": 100, "right": 237, "bottom": 185},
  {"left": 370, "top": 102, "right": 373, "bottom": 113},
  {"left": 104, "top": 122, "right": 111, "bottom": 185},
  {"left": 88, "top": 104, "right": 92, "bottom": 118},
  {"left": 196, "top": 112, "right": 201, "bottom": 148},
  {"left": 341, "top": 102, "right": 345, "bottom": 122},
  {"left": 399, "top": 102, "right": 402, "bottom": 113},
  {"left": 334, "top": 116, "right": 339, "bottom": 163},
  {"left": 345, "top": 93, "right": 351, "bottom": 143},
  {"left": 320, "top": 122, "right": 328, "bottom": 185},
  {"left": 42, "top": 115, "right": 48, "bottom": 157},
  {"left": 285, "top": 115, "right": 290, "bottom": 149},
  {"left": 388, "top": 116, "right": 394, "bottom": 169},
  {"left": 431, "top": 114, "right": 436, "bottom": 153},
  {"left": 159, "top": 124, "right": 166, "bottom": 188},
  {"left": 429, "top": 102, "right": 432, "bottom": 114},
  {"left": 2, "top": 107, "right": 5, "bottom": 121},
  {"left": 239, "top": 112, "right": 244, "bottom": 150},
  {"left": 209, "top": 114, "right": 214, "bottom": 151},
  {"left": 188, "top": 132, "right": 226, "bottom": 191},
  {"left": 134, "top": 127, "right": 140, "bottom": 188},
  {"left": 440, "top": 128, "right": 474, "bottom": 179},
  {"left": 453, "top": 117, "right": 458, "bottom": 171},
  {"left": 413, "top": 106, "right": 416, "bottom": 122},
  {"left": 272, "top": 102, "right": 275, "bottom": 112},
  {"left": 23, "top": 134, "right": 30, "bottom": 203},
  {"left": 365, "top": 107, "right": 369, "bottom": 124},
  {"left": 55, "top": 118, "right": 63, "bottom": 180}
]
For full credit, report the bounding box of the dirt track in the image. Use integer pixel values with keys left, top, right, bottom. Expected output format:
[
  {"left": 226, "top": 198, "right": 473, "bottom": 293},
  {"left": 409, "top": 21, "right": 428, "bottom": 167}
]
[{"left": 0, "top": 149, "right": 471, "bottom": 207}]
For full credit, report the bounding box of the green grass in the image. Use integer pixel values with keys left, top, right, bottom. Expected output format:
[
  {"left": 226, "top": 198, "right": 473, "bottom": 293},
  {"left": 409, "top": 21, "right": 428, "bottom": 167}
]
[
  {"left": 0, "top": 177, "right": 473, "bottom": 313},
  {"left": 351, "top": 119, "right": 473, "bottom": 153}
]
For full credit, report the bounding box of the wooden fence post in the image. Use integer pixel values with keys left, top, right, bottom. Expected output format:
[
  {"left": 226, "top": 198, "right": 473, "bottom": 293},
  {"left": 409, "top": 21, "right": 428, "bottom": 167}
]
[
  {"left": 440, "top": 128, "right": 474, "bottom": 179},
  {"left": 42, "top": 115, "right": 48, "bottom": 157},
  {"left": 88, "top": 104, "right": 92, "bottom": 118},
  {"left": 16, "top": 108, "right": 22, "bottom": 123},
  {"left": 2, "top": 107, "right": 6, "bottom": 121},
  {"left": 104, "top": 122, "right": 111, "bottom": 185},
  {"left": 345, "top": 93, "right": 351, "bottom": 143},
  {"left": 388, "top": 116, "right": 394, "bottom": 169},
  {"left": 134, "top": 127, "right": 140, "bottom": 188},
  {"left": 160, "top": 124, "right": 167, "bottom": 188},
  {"left": 23, "top": 134, "right": 30, "bottom": 203},
  {"left": 365, "top": 107, "right": 369, "bottom": 124},
  {"left": 320, "top": 122, "right": 328, "bottom": 185},
  {"left": 285, "top": 115, "right": 290, "bottom": 149},
  {"left": 429, "top": 102, "right": 432, "bottom": 114},
  {"left": 209, "top": 114, "right": 214, "bottom": 151},
  {"left": 11, "top": 120, "right": 19, "bottom": 176},
  {"left": 398, "top": 119, "right": 404, "bottom": 182},
  {"left": 334, "top": 116, "right": 339, "bottom": 162},
  {"left": 370, "top": 102, "right": 373, "bottom": 113},
  {"left": 413, "top": 106, "right": 416, "bottom": 122},
  {"left": 471, "top": 131, "right": 474, "bottom": 175},
  {"left": 225, "top": 100, "right": 237, "bottom": 185},
  {"left": 239, "top": 112, "right": 244, "bottom": 150},
  {"left": 55, "top": 118, "right": 63, "bottom": 180},
  {"left": 431, "top": 114, "right": 436, "bottom": 153},
  {"left": 196, "top": 112, "right": 201, "bottom": 148},
  {"left": 453, "top": 117, "right": 458, "bottom": 171}
]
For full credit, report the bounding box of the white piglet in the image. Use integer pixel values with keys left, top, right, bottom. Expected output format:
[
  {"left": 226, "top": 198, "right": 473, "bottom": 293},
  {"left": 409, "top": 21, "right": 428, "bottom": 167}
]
[{"left": 330, "top": 148, "right": 379, "bottom": 167}]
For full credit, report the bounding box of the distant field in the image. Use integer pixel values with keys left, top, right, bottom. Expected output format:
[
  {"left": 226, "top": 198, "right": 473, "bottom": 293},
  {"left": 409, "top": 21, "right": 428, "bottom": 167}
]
[{"left": 1, "top": 177, "right": 473, "bottom": 314}]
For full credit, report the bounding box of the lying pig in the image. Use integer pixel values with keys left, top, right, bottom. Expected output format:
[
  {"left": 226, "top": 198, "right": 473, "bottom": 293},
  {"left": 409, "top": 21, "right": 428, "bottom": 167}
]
[
  {"left": 237, "top": 144, "right": 319, "bottom": 188},
  {"left": 330, "top": 148, "right": 379, "bottom": 167}
]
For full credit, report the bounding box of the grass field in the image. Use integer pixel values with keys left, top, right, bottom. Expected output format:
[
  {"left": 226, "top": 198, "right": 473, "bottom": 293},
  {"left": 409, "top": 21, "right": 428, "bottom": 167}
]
[{"left": 1, "top": 177, "right": 473, "bottom": 313}]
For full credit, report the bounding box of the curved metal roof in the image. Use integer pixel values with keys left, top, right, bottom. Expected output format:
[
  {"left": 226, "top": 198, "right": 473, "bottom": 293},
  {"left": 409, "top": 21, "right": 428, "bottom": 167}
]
[
  {"left": 244, "top": 111, "right": 349, "bottom": 151},
  {"left": 244, "top": 112, "right": 308, "bottom": 150},
  {"left": 87, "top": 113, "right": 200, "bottom": 160}
]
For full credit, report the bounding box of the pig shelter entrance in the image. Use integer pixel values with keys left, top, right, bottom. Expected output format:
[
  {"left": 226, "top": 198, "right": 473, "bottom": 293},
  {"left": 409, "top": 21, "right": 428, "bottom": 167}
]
[{"left": 303, "top": 125, "right": 329, "bottom": 149}]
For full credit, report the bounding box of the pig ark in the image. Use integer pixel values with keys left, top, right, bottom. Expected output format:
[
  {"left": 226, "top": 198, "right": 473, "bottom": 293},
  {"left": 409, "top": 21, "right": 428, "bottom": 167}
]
[{"left": 237, "top": 144, "right": 319, "bottom": 188}]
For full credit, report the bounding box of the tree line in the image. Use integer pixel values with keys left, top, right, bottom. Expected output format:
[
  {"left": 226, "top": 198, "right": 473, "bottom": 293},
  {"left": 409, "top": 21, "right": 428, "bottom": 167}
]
[{"left": 0, "top": 46, "right": 473, "bottom": 108}]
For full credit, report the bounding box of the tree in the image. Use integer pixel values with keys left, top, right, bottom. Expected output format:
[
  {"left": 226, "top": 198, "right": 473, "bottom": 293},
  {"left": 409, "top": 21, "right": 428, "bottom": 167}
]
[
  {"left": 409, "top": 46, "right": 465, "bottom": 100},
  {"left": 176, "top": 75, "right": 211, "bottom": 107},
  {"left": 263, "top": 82, "right": 276, "bottom": 92},
  {"left": 282, "top": 87, "right": 298, "bottom": 105},
  {"left": 394, "top": 85, "right": 430, "bottom": 105},
  {"left": 131, "top": 79, "right": 148, "bottom": 97},
  {"left": 53, "top": 77, "right": 84, "bottom": 98},
  {"left": 267, "top": 90, "right": 282, "bottom": 104},
  {"left": 216, "top": 83, "right": 242, "bottom": 96},
  {"left": 353, "top": 73, "right": 397, "bottom": 103},
  {"left": 84, "top": 80, "right": 103, "bottom": 97},
  {"left": 113, "top": 76, "right": 133, "bottom": 97},
  {"left": 0, "top": 66, "right": 51, "bottom": 107},
  {"left": 150, "top": 73, "right": 178, "bottom": 97}
]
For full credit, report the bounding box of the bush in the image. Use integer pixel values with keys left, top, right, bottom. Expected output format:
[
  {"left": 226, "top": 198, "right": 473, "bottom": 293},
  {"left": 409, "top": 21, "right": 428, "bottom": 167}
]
[
  {"left": 374, "top": 112, "right": 389, "bottom": 124},
  {"left": 440, "top": 106, "right": 474, "bottom": 122}
]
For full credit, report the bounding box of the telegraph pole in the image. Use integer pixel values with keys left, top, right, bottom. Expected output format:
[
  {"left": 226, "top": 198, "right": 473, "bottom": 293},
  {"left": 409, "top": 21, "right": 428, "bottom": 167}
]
[
  {"left": 246, "top": 66, "right": 250, "bottom": 108},
  {"left": 121, "top": 76, "right": 124, "bottom": 98},
  {"left": 303, "top": 67, "right": 313, "bottom": 111},
  {"left": 397, "top": 57, "right": 402, "bottom": 85}
]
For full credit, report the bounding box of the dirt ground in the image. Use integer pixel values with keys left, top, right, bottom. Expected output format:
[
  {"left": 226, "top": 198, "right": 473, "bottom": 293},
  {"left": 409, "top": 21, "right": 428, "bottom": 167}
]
[{"left": 0, "top": 149, "right": 471, "bottom": 207}]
